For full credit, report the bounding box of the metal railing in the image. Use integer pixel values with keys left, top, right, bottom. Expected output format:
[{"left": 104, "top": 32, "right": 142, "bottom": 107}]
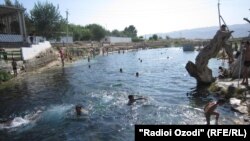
[
  {"left": 0, "top": 34, "right": 23, "bottom": 42},
  {"left": 0, "top": 50, "right": 22, "bottom": 61}
]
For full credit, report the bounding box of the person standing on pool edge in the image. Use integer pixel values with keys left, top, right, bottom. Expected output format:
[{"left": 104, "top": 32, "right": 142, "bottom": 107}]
[
  {"left": 59, "top": 48, "right": 65, "bottom": 67},
  {"left": 204, "top": 99, "right": 225, "bottom": 125}
]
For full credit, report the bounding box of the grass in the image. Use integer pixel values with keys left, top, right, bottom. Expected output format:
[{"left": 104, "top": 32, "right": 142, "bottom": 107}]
[
  {"left": 208, "top": 82, "right": 247, "bottom": 99},
  {"left": 0, "top": 70, "right": 12, "bottom": 82}
]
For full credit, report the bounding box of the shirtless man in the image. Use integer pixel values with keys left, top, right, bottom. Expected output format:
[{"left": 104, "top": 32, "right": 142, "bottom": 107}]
[
  {"left": 241, "top": 41, "right": 250, "bottom": 86},
  {"left": 204, "top": 99, "right": 225, "bottom": 125}
]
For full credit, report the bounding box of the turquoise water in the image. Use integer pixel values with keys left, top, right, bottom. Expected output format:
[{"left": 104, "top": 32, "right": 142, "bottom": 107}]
[{"left": 0, "top": 48, "right": 239, "bottom": 141}]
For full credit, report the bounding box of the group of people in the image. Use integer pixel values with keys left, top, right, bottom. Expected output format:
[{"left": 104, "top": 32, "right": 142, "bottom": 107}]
[
  {"left": 219, "top": 40, "right": 250, "bottom": 86},
  {"left": 75, "top": 94, "right": 225, "bottom": 125},
  {"left": 75, "top": 95, "right": 147, "bottom": 116}
]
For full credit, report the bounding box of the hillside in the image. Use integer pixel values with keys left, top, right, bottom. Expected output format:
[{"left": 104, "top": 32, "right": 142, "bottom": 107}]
[{"left": 145, "top": 24, "right": 250, "bottom": 39}]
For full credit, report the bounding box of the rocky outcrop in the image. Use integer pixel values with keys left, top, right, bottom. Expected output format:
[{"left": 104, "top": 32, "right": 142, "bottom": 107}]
[
  {"left": 186, "top": 29, "right": 234, "bottom": 84},
  {"left": 229, "top": 56, "right": 243, "bottom": 78},
  {"left": 230, "top": 98, "right": 249, "bottom": 114},
  {"left": 24, "top": 48, "right": 57, "bottom": 71}
]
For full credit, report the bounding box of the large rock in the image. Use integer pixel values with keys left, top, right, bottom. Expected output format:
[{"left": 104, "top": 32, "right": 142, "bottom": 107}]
[
  {"left": 230, "top": 98, "right": 249, "bottom": 114},
  {"left": 186, "top": 29, "right": 233, "bottom": 84}
]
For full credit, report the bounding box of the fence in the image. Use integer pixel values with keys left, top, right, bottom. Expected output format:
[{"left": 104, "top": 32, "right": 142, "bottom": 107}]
[
  {"left": 0, "top": 34, "right": 23, "bottom": 42},
  {"left": 0, "top": 49, "right": 22, "bottom": 61}
]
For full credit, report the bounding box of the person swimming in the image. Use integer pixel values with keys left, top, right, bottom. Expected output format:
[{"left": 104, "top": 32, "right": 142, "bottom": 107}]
[
  {"left": 75, "top": 104, "right": 88, "bottom": 116},
  {"left": 127, "top": 95, "right": 147, "bottom": 106},
  {"left": 136, "top": 72, "right": 139, "bottom": 77},
  {"left": 0, "top": 110, "right": 42, "bottom": 129}
]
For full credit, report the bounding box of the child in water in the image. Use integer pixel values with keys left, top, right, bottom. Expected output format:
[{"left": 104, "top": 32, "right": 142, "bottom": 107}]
[
  {"left": 127, "top": 95, "right": 147, "bottom": 106},
  {"left": 75, "top": 104, "right": 88, "bottom": 116}
]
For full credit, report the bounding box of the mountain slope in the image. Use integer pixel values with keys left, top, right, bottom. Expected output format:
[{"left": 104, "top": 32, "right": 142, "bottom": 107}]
[{"left": 145, "top": 24, "right": 250, "bottom": 39}]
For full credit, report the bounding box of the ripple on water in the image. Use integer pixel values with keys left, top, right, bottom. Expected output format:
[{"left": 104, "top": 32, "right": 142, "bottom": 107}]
[{"left": 0, "top": 48, "right": 239, "bottom": 141}]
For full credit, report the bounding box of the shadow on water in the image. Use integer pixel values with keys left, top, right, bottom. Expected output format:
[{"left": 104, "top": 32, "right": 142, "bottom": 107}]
[{"left": 186, "top": 84, "right": 214, "bottom": 107}]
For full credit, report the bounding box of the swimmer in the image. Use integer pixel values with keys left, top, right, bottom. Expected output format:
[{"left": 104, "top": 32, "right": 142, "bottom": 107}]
[
  {"left": 75, "top": 104, "right": 88, "bottom": 116},
  {"left": 0, "top": 110, "right": 42, "bottom": 129},
  {"left": 127, "top": 95, "right": 147, "bottom": 106},
  {"left": 136, "top": 72, "right": 139, "bottom": 77}
]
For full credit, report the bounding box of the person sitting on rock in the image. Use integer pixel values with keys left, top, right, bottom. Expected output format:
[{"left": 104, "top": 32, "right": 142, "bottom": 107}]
[{"left": 218, "top": 66, "right": 229, "bottom": 79}]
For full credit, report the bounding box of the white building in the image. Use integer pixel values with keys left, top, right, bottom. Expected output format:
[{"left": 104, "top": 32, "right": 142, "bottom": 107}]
[
  {"left": 102, "top": 36, "right": 131, "bottom": 44},
  {"left": 0, "top": 5, "right": 27, "bottom": 43}
]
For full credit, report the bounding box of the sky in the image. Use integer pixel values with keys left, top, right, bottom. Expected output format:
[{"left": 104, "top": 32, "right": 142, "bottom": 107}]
[{"left": 1, "top": 0, "right": 250, "bottom": 36}]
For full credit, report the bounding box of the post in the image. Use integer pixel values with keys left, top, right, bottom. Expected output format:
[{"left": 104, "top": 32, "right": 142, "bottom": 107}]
[
  {"left": 217, "top": 0, "right": 221, "bottom": 27},
  {"left": 66, "top": 10, "right": 69, "bottom": 44}
]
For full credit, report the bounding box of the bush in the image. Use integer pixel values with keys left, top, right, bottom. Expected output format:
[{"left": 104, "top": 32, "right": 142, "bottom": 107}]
[
  {"left": 0, "top": 71, "right": 12, "bottom": 82},
  {"left": 208, "top": 83, "right": 221, "bottom": 92}
]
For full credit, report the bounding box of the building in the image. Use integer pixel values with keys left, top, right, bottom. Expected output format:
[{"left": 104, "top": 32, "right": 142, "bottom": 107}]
[
  {"left": 0, "top": 5, "right": 52, "bottom": 62},
  {"left": 102, "top": 36, "right": 132, "bottom": 44},
  {"left": 0, "top": 5, "right": 27, "bottom": 44}
]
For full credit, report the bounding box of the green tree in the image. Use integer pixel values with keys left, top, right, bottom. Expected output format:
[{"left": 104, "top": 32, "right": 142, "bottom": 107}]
[
  {"left": 86, "top": 24, "right": 106, "bottom": 41},
  {"left": 81, "top": 28, "right": 91, "bottom": 40},
  {"left": 69, "top": 24, "right": 80, "bottom": 41},
  {"left": 24, "top": 13, "right": 35, "bottom": 34},
  {"left": 4, "top": 0, "right": 13, "bottom": 6},
  {"left": 30, "top": 1, "right": 63, "bottom": 39},
  {"left": 111, "top": 29, "right": 124, "bottom": 37},
  {"left": 132, "top": 37, "right": 144, "bottom": 42},
  {"left": 4, "top": 0, "right": 23, "bottom": 8},
  {"left": 14, "top": 0, "right": 23, "bottom": 8},
  {"left": 152, "top": 34, "right": 158, "bottom": 40},
  {"left": 69, "top": 24, "right": 92, "bottom": 41},
  {"left": 123, "top": 25, "right": 137, "bottom": 38}
]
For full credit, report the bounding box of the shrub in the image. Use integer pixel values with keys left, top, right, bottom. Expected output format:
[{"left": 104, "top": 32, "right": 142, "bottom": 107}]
[{"left": 0, "top": 71, "right": 12, "bottom": 82}]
